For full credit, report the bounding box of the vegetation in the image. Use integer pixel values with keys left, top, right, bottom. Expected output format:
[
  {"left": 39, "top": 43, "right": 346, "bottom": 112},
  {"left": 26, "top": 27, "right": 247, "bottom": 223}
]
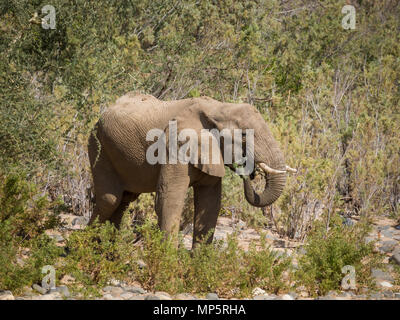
[{"left": 0, "top": 0, "right": 399, "bottom": 296}]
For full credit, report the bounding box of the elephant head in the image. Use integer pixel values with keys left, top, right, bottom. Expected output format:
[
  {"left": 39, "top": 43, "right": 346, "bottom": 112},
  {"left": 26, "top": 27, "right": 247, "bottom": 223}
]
[{"left": 169, "top": 99, "right": 294, "bottom": 208}]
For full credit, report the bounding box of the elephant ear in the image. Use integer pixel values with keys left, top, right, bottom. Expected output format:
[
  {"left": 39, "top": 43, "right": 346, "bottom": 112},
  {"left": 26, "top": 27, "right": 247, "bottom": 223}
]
[{"left": 163, "top": 117, "right": 225, "bottom": 177}]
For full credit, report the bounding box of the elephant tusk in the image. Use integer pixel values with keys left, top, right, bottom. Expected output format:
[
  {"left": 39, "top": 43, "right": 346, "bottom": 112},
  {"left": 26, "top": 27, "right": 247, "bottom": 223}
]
[
  {"left": 286, "top": 165, "right": 297, "bottom": 173},
  {"left": 259, "top": 163, "right": 286, "bottom": 174},
  {"left": 258, "top": 163, "right": 298, "bottom": 174}
]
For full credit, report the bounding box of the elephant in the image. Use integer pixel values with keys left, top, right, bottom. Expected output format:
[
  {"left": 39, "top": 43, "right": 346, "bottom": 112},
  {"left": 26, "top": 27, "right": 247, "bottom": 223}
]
[{"left": 88, "top": 92, "right": 294, "bottom": 248}]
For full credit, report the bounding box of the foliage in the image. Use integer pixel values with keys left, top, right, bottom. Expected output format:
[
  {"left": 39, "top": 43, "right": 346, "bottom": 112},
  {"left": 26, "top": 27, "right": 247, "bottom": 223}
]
[
  {"left": 134, "top": 217, "right": 291, "bottom": 297},
  {"left": 0, "top": 172, "right": 63, "bottom": 292},
  {"left": 295, "top": 214, "right": 376, "bottom": 296}
]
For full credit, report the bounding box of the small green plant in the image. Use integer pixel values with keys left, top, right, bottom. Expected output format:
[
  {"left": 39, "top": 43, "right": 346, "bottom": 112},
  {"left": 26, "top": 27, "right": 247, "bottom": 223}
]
[
  {"left": 0, "top": 172, "right": 62, "bottom": 292},
  {"left": 134, "top": 217, "right": 291, "bottom": 297},
  {"left": 63, "top": 219, "right": 136, "bottom": 291},
  {"left": 295, "top": 215, "right": 376, "bottom": 296}
]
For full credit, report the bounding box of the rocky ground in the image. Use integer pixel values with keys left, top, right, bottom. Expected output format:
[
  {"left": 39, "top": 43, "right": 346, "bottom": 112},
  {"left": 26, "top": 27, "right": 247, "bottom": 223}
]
[{"left": 1, "top": 213, "right": 400, "bottom": 301}]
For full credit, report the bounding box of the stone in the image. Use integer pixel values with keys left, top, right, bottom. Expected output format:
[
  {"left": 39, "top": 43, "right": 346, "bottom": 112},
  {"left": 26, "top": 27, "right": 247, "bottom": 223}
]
[
  {"left": 371, "top": 268, "right": 394, "bottom": 281},
  {"left": 253, "top": 295, "right": 276, "bottom": 300},
  {"left": 369, "top": 292, "right": 383, "bottom": 299},
  {"left": 120, "top": 292, "right": 134, "bottom": 300},
  {"left": 175, "top": 293, "right": 197, "bottom": 300},
  {"left": 383, "top": 291, "right": 394, "bottom": 298},
  {"left": 317, "top": 295, "right": 336, "bottom": 300},
  {"left": 394, "top": 293, "right": 400, "bottom": 299},
  {"left": 0, "top": 291, "right": 14, "bottom": 300},
  {"left": 56, "top": 285, "right": 70, "bottom": 298},
  {"left": 145, "top": 294, "right": 161, "bottom": 300},
  {"left": 103, "top": 293, "right": 118, "bottom": 300},
  {"left": 381, "top": 229, "right": 394, "bottom": 238},
  {"left": 33, "top": 292, "right": 62, "bottom": 300},
  {"left": 103, "top": 286, "right": 124, "bottom": 295},
  {"left": 390, "top": 251, "right": 400, "bottom": 266},
  {"left": 32, "top": 284, "right": 48, "bottom": 295},
  {"left": 206, "top": 293, "right": 219, "bottom": 300},
  {"left": 129, "top": 294, "right": 146, "bottom": 300},
  {"left": 72, "top": 216, "right": 88, "bottom": 226},
  {"left": 125, "top": 286, "right": 146, "bottom": 294},
  {"left": 281, "top": 294, "right": 294, "bottom": 300},
  {"left": 378, "top": 281, "right": 393, "bottom": 288},
  {"left": 48, "top": 234, "right": 64, "bottom": 243},
  {"left": 252, "top": 287, "right": 266, "bottom": 296},
  {"left": 154, "top": 291, "right": 172, "bottom": 300},
  {"left": 379, "top": 240, "right": 398, "bottom": 253}
]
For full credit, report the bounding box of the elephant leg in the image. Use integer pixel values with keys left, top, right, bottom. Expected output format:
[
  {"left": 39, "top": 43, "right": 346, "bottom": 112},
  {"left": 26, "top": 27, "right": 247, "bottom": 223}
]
[
  {"left": 155, "top": 164, "right": 190, "bottom": 245},
  {"left": 109, "top": 192, "right": 140, "bottom": 228},
  {"left": 88, "top": 152, "right": 123, "bottom": 225},
  {"left": 192, "top": 178, "right": 222, "bottom": 248}
]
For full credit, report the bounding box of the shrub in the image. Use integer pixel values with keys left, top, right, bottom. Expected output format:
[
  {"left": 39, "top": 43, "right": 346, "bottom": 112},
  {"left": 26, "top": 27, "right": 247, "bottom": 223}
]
[
  {"left": 63, "top": 219, "right": 136, "bottom": 290},
  {"left": 134, "top": 217, "right": 291, "bottom": 297},
  {"left": 295, "top": 214, "right": 376, "bottom": 296},
  {"left": 0, "top": 172, "right": 63, "bottom": 292}
]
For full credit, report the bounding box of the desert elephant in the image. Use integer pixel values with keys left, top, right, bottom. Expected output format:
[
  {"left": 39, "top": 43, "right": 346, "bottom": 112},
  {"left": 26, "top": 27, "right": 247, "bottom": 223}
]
[{"left": 88, "top": 92, "right": 294, "bottom": 248}]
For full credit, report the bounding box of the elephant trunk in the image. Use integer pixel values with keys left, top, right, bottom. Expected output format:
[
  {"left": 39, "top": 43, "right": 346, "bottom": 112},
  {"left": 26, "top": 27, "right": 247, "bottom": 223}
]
[{"left": 243, "top": 170, "right": 286, "bottom": 207}]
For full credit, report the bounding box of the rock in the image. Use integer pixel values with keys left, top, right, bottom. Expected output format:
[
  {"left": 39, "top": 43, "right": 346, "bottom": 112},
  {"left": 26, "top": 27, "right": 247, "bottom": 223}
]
[
  {"left": 317, "top": 295, "right": 336, "bottom": 300},
  {"left": 153, "top": 291, "right": 172, "bottom": 300},
  {"left": 56, "top": 285, "right": 70, "bottom": 298},
  {"left": 72, "top": 216, "right": 88, "bottom": 226},
  {"left": 252, "top": 287, "right": 266, "bottom": 296},
  {"left": 379, "top": 240, "right": 397, "bottom": 253},
  {"left": 103, "top": 293, "right": 118, "bottom": 300},
  {"left": 145, "top": 294, "right": 161, "bottom": 300},
  {"left": 32, "top": 284, "right": 48, "bottom": 295},
  {"left": 390, "top": 251, "right": 400, "bottom": 266},
  {"left": 369, "top": 292, "right": 383, "bottom": 299},
  {"left": 206, "top": 293, "right": 219, "bottom": 300},
  {"left": 120, "top": 292, "right": 134, "bottom": 300},
  {"left": 125, "top": 286, "right": 146, "bottom": 294},
  {"left": 103, "top": 286, "right": 124, "bottom": 296},
  {"left": 129, "top": 294, "right": 146, "bottom": 300},
  {"left": 253, "top": 295, "right": 276, "bottom": 300},
  {"left": 33, "top": 292, "right": 62, "bottom": 300},
  {"left": 383, "top": 291, "right": 394, "bottom": 298},
  {"left": 175, "top": 293, "right": 197, "bottom": 300},
  {"left": 48, "top": 234, "right": 64, "bottom": 243},
  {"left": 395, "top": 225, "right": 400, "bottom": 231},
  {"left": 371, "top": 268, "right": 394, "bottom": 282},
  {"left": 281, "top": 294, "right": 294, "bottom": 300},
  {"left": 0, "top": 291, "right": 14, "bottom": 300},
  {"left": 378, "top": 281, "right": 393, "bottom": 288},
  {"left": 381, "top": 229, "right": 394, "bottom": 238},
  {"left": 394, "top": 293, "right": 400, "bottom": 299}
]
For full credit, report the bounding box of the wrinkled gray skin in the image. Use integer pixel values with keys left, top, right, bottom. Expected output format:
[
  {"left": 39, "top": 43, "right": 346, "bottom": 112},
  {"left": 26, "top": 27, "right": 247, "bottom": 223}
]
[{"left": 88, "top": 93, "right": 286, "bottom": 248}]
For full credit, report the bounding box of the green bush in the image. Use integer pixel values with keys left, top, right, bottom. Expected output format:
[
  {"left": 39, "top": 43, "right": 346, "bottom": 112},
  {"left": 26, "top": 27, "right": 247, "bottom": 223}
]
[
  {"left": 135, "top": 217, "right": 291, "bottom": 297},
  {"left": 0, "top": 172, "right": 63, "bottom": 292},
  {"left": 63, "top": 219, "right": 136, "bottom": 289},
  {"left": 295, "top": 215, "right": 376, "bottom": 296}
]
